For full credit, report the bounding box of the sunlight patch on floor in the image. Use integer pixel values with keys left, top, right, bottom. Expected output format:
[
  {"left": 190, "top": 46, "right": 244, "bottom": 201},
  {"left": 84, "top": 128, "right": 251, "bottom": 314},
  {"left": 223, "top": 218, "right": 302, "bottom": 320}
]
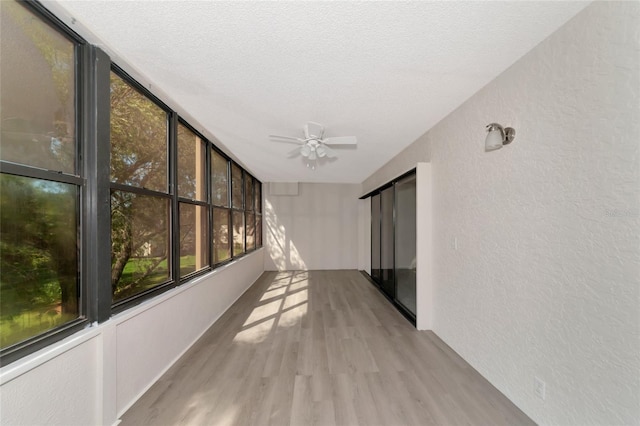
[
  {"left": 283, "top": 289, "right": 308, "bottom": 310},
  {"left": 278, "top": 302, "right": 308, "bottom": 328},
  {"left": 260, "top": 285, "right": 287, "bottom": 301},
  {"left": 233, "top": 317, "right": 276, "bottom": 343},
  {"left": 243, "top": 299, "right": 281, "bottom": 327}
]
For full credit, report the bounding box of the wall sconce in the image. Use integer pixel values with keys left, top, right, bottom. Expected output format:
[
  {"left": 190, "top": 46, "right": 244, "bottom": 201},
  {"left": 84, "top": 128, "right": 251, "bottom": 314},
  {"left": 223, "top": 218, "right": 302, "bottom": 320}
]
[{"left": 485, "top": 123, "right": 515, "bottom": 151}]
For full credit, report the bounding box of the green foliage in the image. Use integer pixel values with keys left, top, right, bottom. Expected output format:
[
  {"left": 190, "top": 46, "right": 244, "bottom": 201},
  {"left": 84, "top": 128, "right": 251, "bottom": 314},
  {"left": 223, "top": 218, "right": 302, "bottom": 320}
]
[
  {"left": 110, "top": 73, "right": 167, "bottom": 192},
  {"left": 110, "top": 73, "right": 172, "bottom": 301},
  {"left": 0, "top": 174, "right": 78, "bottom": 349}
]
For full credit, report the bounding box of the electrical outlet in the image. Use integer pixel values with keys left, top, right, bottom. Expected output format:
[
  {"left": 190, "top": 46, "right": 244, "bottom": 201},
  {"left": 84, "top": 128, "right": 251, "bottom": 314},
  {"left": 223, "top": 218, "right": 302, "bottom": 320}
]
[
  {"left": 534, "top": 377, "right": 546, "bottom": 401},
  {"left": 451, "top": 237, "right": 458, "bottom": 250}
]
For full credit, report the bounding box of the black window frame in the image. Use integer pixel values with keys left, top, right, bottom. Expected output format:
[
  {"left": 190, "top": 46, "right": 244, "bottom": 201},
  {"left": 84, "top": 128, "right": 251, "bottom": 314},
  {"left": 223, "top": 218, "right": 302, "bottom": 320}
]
[
  {"left": 230, "top": 161, "right": 245, "bottom": 257},
  {"left": 0, "top": 0, "right": 263, "bottom": 366},
  {"left": 210, "top": 146, "right": 232, "bottom": 266},
  {"left": 109, "top": 65, "right": 175, "bottom": 312},
  {"left": 0, "top": 0, "right": 99, "bottom": 365},
  {"left": 176, "top": 118, "right": 211, "bottom": 282}
]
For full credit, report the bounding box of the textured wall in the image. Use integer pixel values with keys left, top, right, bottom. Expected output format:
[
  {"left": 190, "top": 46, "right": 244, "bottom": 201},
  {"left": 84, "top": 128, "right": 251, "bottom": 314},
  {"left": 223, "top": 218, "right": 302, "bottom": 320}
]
[
  {"left": 362, "top": 2, "right": 640, "bottom": 425},
  {"left": 264, "top": 183, "right": 361, "bottom": 270},
  {"left": 362, "top": 131, "right": 430, "bottom": 195},
  {"left": 0, "top": 335, "right": 100, "bottom": 425}
]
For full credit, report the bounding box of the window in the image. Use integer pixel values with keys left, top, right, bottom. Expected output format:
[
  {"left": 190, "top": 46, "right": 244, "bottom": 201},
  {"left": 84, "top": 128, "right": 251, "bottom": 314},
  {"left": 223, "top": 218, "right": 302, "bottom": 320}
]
[
  {"left": 0, "top": 1, "right": 75, "bottom": 173},
  {"left": 211, "top": 149, "right": 230, "bottom": 264},
  {"left": 231, "top": 163, "right": 244, "bottom": 256},
  {"left": 110, "top": 70, "right": 171, "bottom": 304},
  {"left": 211, "top": 148, "right": 229, "bottom": 207},
  {"left": 254, "top": 178, "right": 262, "bottom": 213},
  {"left": 177, "top": 123, "right": 206, "bottom": 201},
  {"left": 245, "top": 212, "right": 256, "bottom": 251},
  {"left": 244, "top": 172, "right": 253, "bottom": 212},
  {"left": 1, "top": 0, "right": 84, "bottom": 356},
  {"left": 177, "top": 122, "right": 209, "bottom": 278},
  {"left": 244, "top": 172, "right": 256, "bottom": 251},
  {"left": 232, "top": 210, "right": 245, "bottom": 256},
  {"left": 111, "top": 192, "right": 170, "bottom": 301},
  {"left": 213, "top": 207, "right": 231, "bottom": 264},
  {"left": 0, "top": 0, "right": 263, "bottom": 364},
  {"left": 256, "top": 214, "right": 263, "bottom": 248},
  {"left": 231, "top": 163, "right": 243, "bottom": 209},
  {"left": 255, "top": 178, "right": 262, "bottom": 248}
]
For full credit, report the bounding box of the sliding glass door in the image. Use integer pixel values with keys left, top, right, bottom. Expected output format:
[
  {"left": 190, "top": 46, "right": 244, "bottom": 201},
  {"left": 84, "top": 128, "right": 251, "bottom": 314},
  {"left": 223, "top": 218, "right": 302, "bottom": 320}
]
[
  {"left": 380, "top": 186, "right": 395, "bottom": 298},
  {"left": 394, "top": 174, "right": 416, "bottom": 314},
  {"left": 368, "top": 170, "right": 416, "bottom": 319},
  {"left": 371, "top": 193, "right": 381, "bottom": 282}
]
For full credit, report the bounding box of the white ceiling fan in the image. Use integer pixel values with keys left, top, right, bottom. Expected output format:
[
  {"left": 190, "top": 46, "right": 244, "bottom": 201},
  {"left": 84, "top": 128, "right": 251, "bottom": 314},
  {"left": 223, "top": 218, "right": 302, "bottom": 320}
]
[{"left": 269, "top": 122, "right": 357, "bottom": 163}]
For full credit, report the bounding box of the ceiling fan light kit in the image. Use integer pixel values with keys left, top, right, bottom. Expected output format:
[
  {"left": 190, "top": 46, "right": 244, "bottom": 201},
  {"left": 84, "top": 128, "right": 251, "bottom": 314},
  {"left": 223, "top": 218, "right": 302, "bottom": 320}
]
[{"left": 269, "top": 122, "right": 357, "bottom": 170}]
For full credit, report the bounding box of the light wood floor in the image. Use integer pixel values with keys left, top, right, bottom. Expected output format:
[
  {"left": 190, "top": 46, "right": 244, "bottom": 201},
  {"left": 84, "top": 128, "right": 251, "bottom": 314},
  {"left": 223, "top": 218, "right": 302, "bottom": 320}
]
[{"left": 120, "top": 270, "right": 535, "bottom": 426}]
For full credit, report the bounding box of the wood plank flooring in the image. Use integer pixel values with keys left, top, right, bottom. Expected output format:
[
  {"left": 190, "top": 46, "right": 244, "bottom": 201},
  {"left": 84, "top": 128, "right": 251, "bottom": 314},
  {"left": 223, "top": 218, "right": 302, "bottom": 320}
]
[{"left": 120, "top": 270, "right": 535, "bottom": 426}]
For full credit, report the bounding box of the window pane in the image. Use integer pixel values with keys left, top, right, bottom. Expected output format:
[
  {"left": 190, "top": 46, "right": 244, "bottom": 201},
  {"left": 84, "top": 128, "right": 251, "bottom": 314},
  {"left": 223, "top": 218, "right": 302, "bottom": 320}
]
[
  {"left": 232, "top": 210, "right": 245, "bottom": 256},
  {"left": 254, "top": 180, "right": 261, "bottom": 212},
  {"left": 213, "top": 208, "right": 230, "bottom": 264},
  {"left": 179, "top": 203, "right": 209, "bottom": 277},
  {"left": 256, "top": 215, "right": 262, "bottom": 247},
  {"left": 380, "top": 187, "right": 395, "bottom": 298},
  {"left": 211, "top": 149, "right": 228, "bottom": 207},
  {"left": 371, "top": 194, "right": 381, "bottom": 282},
  {"left": 111, "top": 191, "right": 170, "bottom": 302},
  {"left": 244, "top": 173, "right": 253, "bottom": 212},
  {"left": 395, "top": 174, "right": 417, "bottom": 315},
  {"left": 0, "top": 0, "right": 75, "bottom": 173},
  {"left": 177, "top": 124, "right": 206, "bottom": 201},
  {"left": 0, "top": 174, "right": 79, "bottom": 349},
  {"left": 110, "top": 72, "right": 168, "bottom": 193},
  {"left": 231, "top": 164, "right": 243, "bottom": 209},
  {"left": 246, "top": 213, "right": 255, "bottom": 251}
]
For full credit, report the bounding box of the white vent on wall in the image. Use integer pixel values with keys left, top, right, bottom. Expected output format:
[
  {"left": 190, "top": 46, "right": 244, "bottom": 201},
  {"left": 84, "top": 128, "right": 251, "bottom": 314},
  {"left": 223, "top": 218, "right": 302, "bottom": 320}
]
[{"left": 269, "top": 182, "right": 299, "bottom": 196}]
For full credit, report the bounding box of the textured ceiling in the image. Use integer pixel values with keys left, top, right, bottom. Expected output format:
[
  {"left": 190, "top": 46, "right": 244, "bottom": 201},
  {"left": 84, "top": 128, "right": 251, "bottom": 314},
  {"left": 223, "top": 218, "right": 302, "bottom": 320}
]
[{"left": 48, "top": 1, "right": 589, "bottom": 183}]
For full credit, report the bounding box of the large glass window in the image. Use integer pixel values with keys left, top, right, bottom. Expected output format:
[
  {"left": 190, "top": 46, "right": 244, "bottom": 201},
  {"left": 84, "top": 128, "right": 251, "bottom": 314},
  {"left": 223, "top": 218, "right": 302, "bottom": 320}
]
[
  {"left": 211, "top": 149, "right": 231, "bottom": 264},
  {"left": 177, "top": 123, "right": 206, "bottom": 201},
  {"left": 211, "top": 149, "right": 229, "bottom": 207},
  {"left": 179, "top": 203, "right": 209, "bottom": 277},
  {"left": 232, "top": 210, "right": 245, "bottom": 256},
  {"left": 254, "top": 178, "right": 262, "bottom": 249},
  {"left": 110, "top": 71, "right": 171, "bottom": 303},
  {"left": 213, "top": 207, "right": 231, "bottom": 264},
  {"left": 254, "top": 179, "right": 261, "bottom": 213},
  {"left": 1, "top": 0, "right": 76, "bottom": 174},
  {"left": 244, "top": 172, "right": 253, "bottom": 212},
  {"left": 0, "top": 175, "right": 79, "bottom": 349},
  {"left": 177, "top": 122, "right": 209, "bottom": 278},
  {"left": 0, "top": 0, "right": 263, "bottom": 364},
  {"left": 246, "top": 212, "right": 256, "bottom": 251},
  {"left": 110, "top": 72, "right": 167, "bottom": 193},
  {"left": 256, "top": 214, "right": 263, "bottom": 248},
  {"left": 231, "top": 163, "right": 243, "bottom": 209},
  {"left": 1, "top": 0, "right": 83, "bottom": 355},
  {"left": 111, "top": 192, "right": 170, "bottom": 302}
]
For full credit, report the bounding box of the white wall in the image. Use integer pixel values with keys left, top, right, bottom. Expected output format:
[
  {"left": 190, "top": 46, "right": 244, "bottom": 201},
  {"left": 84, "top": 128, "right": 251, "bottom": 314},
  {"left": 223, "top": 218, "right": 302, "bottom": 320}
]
[
  {"left": 264, "top": 183, "right": 361, "bottom": 271},
  {"left": 362, "top": 2, "right": 640, "bottom": 425},
  {"left": 0, "top": 251, "right": 264, "bottom": 426}
]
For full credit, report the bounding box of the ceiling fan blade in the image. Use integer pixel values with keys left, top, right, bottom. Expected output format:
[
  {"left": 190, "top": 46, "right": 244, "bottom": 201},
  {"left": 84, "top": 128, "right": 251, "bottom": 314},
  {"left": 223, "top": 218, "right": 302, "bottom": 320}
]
[
  {"left": 322, "top": 136, "right": 357, "bottom": 145},
  {"left": 322, "top": 145, "right": 338, "bottom": 159},
  {"left": 304, "top": 122, "right": 324, "bottom": 140},
  {"left": 269, "top": 135, "right": 304, "bottom": 144}
]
